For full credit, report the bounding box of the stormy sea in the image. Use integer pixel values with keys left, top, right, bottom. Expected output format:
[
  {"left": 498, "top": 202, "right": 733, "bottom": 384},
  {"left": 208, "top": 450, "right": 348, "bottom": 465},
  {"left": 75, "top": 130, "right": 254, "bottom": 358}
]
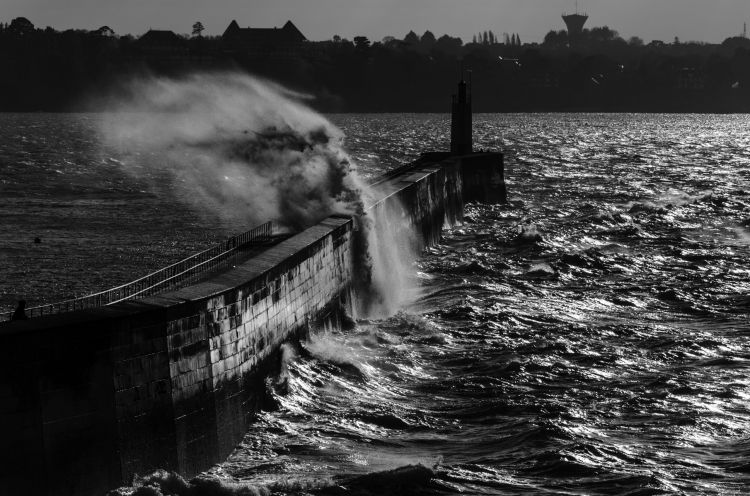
[{"left": 2, "top": 111, "right": 750, "bottom": 495}]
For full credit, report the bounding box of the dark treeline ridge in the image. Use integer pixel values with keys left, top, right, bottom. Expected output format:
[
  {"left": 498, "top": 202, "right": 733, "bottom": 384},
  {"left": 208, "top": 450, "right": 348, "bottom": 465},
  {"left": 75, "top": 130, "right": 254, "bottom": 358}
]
[{"left": 3, "top": 16, "right": 750, "bottom": 113}]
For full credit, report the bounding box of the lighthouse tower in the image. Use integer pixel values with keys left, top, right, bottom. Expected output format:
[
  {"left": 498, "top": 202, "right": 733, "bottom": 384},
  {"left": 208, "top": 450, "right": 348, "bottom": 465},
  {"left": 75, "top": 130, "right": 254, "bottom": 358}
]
[{"left": 450, "top": 76, "right": 472, "bottom": 156}]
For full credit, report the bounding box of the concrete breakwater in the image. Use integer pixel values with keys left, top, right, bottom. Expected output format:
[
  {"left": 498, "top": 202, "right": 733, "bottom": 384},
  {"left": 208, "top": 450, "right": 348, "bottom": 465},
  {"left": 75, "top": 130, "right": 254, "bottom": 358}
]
[{"left": 0, "top": 152, "right": 504, "bottom": 496}]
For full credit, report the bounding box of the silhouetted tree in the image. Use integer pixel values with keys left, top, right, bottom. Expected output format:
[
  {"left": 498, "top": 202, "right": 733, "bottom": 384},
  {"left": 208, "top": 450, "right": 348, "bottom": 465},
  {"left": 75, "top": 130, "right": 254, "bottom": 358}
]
[
  {"left": 8, "top": 17, "right": 34, "bottom": 36},
  {"left": 435, "top": 34, "right": 463, "bottom": 55},
  {"left": 333, "top": 34, "right": 342, "bottom": 43},
  {"left": 353, "top": 36, "right": 370, "bottom": 50},
  {"left": 543, "top": 30, "right": 568, "bottom": 48},
  {"left": 722, "top": 36, "right": 750, "bottom": 50},
  {"left": 94, "top": 25, "right": 115, "bottom": 37},
  {"left": 421, "top": 30, "right": 436, "bottom": 51},
  {"left": 589, "top": 26, "right": 620, "bottom": 44},
  {"left": 192, "top": 21, "right": 204, "bottom": 37},
  {"left": 404, "top": 30, "right": 419, "bottom": 46},
  {"left": 628, "top": 36, "right": 644, "bottom": 47}
]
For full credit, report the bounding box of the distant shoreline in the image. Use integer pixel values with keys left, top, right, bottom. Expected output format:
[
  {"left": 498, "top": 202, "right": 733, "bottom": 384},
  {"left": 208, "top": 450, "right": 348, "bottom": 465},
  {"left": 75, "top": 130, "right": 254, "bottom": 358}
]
[
  {"left": 4, "top": 19, "right": 750, "bottom": 116},
  {"left": 3, "top": 108, "right": 750, "bottom": 115}
]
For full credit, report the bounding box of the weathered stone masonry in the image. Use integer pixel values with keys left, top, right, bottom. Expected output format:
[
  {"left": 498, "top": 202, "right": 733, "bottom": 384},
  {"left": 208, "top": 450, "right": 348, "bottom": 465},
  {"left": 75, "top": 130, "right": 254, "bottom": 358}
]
[{"left": 115, "top": 216, "right": 356, "bottom": 484}]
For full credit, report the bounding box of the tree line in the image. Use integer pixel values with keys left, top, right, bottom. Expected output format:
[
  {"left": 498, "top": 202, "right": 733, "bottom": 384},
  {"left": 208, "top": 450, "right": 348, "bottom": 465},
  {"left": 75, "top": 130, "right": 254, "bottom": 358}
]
[{"left": 1, "top": 16, "right": 750, "bottom": 112}]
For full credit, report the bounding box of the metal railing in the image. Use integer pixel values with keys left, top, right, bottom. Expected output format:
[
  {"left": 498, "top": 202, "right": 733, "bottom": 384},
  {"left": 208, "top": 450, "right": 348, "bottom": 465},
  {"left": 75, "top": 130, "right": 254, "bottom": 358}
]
[{"left": 3, "top": 221, "right": 273, "bottom": 322}]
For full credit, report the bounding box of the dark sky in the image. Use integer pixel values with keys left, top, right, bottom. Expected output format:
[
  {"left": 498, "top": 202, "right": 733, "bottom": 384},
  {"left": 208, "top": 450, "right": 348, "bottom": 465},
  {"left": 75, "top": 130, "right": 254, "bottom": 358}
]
[{"left": 5, "top": 0, "right": 749, "bottom": 44}]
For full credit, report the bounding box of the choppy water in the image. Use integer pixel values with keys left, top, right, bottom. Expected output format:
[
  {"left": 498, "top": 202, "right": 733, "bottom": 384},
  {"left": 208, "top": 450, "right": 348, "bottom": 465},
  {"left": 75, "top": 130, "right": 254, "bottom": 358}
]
[
  {"left": 0, "top": 114, "right": 236, "bottom": 312},
  {"left": 4, "top": 113, "right": 750, "bottom": 494}
]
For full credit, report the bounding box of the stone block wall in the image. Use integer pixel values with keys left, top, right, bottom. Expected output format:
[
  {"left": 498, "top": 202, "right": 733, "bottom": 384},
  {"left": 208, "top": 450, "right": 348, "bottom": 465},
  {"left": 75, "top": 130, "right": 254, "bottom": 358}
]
[
  {"left": 0, "top": 218, "right": 354, "bottom": 496},
  {"left": 460, "top": 152, "right": 506, "bottom": 204},
  {"left": 112, "top": 310, "right": 179, "bottom": 480},
  {"left": 366, "top": 160, "right": 463, "bottom": 250},
  {"left": 116, "top": 216, "right": 355, "bottom": 482},
  {"left": 0, "top": 310, "right": 125, "bottom": 495}
]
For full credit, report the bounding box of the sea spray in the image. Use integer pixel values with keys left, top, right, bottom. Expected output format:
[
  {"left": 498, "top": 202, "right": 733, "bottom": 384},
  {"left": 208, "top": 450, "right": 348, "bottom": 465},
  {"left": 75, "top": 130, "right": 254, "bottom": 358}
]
[
  {"left": 100, "top": 72, "right": 365, "bottom": 231},
  {"left": 100, "top": 71, "right": 416, "bottom": 316},
  {"left": 355, "top": 197, "right": 419, "bottom": 318},
  {"left": 106, "top": 469, "right": 331, "bottom": 495}
]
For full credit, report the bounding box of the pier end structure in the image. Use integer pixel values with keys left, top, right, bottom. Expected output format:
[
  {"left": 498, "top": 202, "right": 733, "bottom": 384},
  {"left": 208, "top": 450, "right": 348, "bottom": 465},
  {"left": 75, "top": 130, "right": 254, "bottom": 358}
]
[
  {"left": 449, "top": 76, "right": 506, "bottom": 204},
  {"left": 450, "top": 77, "right": 472, "bottom": 156},
  {"left": 0, "top": 151, "right": 505, "bottom": 496},
  {"left": 0, "top": 77, "right": 507, "bottom": 495}
]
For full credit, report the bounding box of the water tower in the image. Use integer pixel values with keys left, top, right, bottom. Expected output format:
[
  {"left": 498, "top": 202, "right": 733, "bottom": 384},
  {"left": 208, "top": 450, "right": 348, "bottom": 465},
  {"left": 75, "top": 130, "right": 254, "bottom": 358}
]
[{"left": 562, "top": 2, "right": 588, "bottom": 39}]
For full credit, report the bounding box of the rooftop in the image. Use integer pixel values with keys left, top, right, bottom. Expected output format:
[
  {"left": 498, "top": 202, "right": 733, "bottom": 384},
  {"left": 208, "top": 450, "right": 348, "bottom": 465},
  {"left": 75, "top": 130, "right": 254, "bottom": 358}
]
[{"left": 222, "top": 20, "right": 307, "bottom": 44}]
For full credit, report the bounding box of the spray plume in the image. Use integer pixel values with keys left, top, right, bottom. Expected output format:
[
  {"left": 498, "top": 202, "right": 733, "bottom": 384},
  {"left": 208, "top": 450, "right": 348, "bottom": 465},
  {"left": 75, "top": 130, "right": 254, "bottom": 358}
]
[
  {"left": 100, "top": 71, "right": 415, "bottom": 318},
  {"left": 101, "top": 72, "right": 363, "bottom": 231},
  {"left": 354, "top": 200, "right": 419, "bottom": 318}
]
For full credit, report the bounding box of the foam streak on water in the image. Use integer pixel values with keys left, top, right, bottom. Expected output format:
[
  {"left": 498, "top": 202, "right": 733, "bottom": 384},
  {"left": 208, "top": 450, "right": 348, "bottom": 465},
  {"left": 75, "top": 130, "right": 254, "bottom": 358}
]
[{"left": 3, "top": 113, "right": 750, "bottom": 494}]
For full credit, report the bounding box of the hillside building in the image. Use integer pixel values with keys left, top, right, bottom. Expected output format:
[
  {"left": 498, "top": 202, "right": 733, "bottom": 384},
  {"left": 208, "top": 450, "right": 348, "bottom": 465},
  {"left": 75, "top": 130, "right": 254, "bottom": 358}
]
[{"left": 222, "top": 20, "right": 307, "bottom": 58}]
